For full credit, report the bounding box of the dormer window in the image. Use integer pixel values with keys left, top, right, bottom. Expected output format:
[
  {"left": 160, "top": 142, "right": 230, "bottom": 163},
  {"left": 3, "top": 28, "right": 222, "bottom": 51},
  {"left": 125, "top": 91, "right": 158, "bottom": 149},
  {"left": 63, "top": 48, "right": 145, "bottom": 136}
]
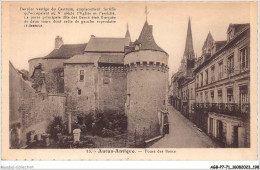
[
  {"left": 134, "top": 40, "right": 141, "bottom": 51},
  {"left": 228, "top": 28, "right": 234, "bottom": 41},
  {"left": 135, "top": 45, "right": 140, "bottom": 51},
  {"left": 135, "top": 43, "right": 141, "bottom": 51}
]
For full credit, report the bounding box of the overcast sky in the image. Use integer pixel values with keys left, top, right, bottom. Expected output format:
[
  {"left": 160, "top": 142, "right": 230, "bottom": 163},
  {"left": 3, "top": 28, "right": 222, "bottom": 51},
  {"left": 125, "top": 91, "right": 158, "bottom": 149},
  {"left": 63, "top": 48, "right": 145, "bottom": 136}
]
[{"left": 6, "top": 2, "right": 252, "bottom": 76}]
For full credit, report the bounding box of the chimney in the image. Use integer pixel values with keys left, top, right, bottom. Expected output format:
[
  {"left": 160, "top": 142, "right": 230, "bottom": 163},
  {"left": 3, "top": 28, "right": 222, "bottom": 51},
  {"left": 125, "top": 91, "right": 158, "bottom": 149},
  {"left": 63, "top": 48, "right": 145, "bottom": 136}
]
[
  {"left": 55, "top": 36, "right": 63, "bottom": 49},
  {"left": 91, "top": 35, "right": 95, "bottom": 38}
]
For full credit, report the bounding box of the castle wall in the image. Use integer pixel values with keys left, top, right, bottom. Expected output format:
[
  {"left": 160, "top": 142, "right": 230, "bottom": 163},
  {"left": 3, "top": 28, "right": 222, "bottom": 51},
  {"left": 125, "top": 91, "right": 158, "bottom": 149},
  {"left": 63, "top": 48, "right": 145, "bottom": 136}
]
[
  {"left": 125, "top": 50, "right": 169, "bottom": 142},
  {"left": 9, "top": 63, "right": 66, "bottom": 148},
  {"left": 64, "top": 63, "right": 98, "bottom": 123},
  {"left": 97, "top": 66, "right": 126, "bottom": 112},
  {"left": 29, "top": 58, "right": 67, "bottom": 93}
]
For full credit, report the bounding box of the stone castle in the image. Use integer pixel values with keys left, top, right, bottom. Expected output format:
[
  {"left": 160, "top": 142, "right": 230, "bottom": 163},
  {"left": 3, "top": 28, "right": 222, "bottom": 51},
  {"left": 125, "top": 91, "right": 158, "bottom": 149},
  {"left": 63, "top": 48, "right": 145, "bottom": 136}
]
[{"left": 23, "top": 19, "right": 169, "bottom": 144}]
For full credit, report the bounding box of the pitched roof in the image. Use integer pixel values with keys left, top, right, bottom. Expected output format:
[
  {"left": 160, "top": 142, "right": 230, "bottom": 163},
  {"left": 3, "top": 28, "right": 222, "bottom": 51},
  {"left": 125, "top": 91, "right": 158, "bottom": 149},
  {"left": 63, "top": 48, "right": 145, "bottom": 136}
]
[
  {"left": 84, "top": 37, "right": 130, "bottom": 52},
  {"left": 99, "top": 54, "right": 124, "bottom": 64},
  {"left": 44, "top": 43, "right": 87, "bottom": 59},
  {"left": 215, "top": 41, "right": 226, "bottom": 51},
  {"left": 202, "top": 32, "right": 214, "bottom": 50},
  {"left": 137, "top": 21, "right": 167, "bottom": 54},
  {"left": 227, "top": 24, "right": 249, "bottom": 34},
  {"left": 64, "top": 53, "right": 99, "bottom": 64},
  {"left": 184, "top": 18, "right": 195, "bottom": 58}
]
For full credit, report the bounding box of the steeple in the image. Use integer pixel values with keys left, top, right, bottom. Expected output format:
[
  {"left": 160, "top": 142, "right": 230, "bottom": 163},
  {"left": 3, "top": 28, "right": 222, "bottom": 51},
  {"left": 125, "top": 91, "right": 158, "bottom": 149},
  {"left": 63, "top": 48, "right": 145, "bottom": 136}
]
[
  {"left": 145, "top": 6, "right": 149, "bottom": 21},
  {"left": 125, "top": 23, "right": 131, "bottom": 41},
  {"left": 183, "top": 17, "right": 195, "bottom": 59}
]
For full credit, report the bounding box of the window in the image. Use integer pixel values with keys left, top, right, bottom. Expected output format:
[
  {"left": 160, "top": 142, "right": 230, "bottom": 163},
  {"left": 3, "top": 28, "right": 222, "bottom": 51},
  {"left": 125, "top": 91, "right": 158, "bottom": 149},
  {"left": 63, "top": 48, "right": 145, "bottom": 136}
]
[
  {"left": 228, "top": 29, "right": 234, "bottom": 41},
  {"left": 211, "top": 90, "right": 214, "bottom": 103},
  {"left": 209, "top": 118, "right": 213, "bottom": 135},
  {"left": 218, "top": 89, "right": 222, "bottom": 103},
  {"left": 205, "top": 91, "right": 209, "bottom": 103},
  {"left": 196, "top": 75, "right": 199, "bottom": 88},
  {"left": 227, "top": 55, "right": 234, "bottom": 75},
  {"left": 200, "top": 92, "right": 203, "bottom": 102},
  {"left": 239, "top": 85, "right": 248, "bottom": 104},
  {"left": 187, "top": 89, "right": 189, "bottom": 99},
  {"left": 79, "top": 70, "right": 84, "bottom": 81},
  {"left": 227, "top": 88, "right": 233, "bottom": 103},
  {"left": 211, "top": 65, "right": 215, "bottom": 83},
  {"left": 200, "top": 72, "right": 203, "bottom": 87},
  {"left": 240, "top": 47, "right": 249, "bottom": 72},
  {"left": 191, "top": 88, "right": 193, "bottom": 99},
  {"left": 60, "top": 71, "right": 64, "bottom": 77},
  {"left": 218, "top": 61, "right": 223, "bottom": 80},
  {"left": 78, "top": 89, "right": 81, "bottom": 95},
  {"left": 205, "top": 70, "right": 209, "bottom": 85}
]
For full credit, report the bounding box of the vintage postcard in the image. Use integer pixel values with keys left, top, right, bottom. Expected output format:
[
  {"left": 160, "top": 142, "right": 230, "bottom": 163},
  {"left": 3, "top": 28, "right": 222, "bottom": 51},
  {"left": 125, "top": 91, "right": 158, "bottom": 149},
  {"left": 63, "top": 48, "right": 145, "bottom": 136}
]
[{"left": 1, "top": 1, "right": 258, "bottom": 161}]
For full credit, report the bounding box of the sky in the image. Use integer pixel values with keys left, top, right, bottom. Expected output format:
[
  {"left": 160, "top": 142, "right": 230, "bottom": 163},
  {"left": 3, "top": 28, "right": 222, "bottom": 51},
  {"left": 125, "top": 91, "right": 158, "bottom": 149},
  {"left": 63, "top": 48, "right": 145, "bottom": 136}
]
[{"left": 5, "top": 1, "right": 252, "bottom": 76}]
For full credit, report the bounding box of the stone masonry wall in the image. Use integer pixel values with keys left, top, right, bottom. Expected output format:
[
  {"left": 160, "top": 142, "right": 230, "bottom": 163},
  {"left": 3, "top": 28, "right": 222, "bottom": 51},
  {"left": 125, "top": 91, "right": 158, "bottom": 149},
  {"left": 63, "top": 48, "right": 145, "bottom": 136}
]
[
  {"left": 9, "top": 63, "right": 66, "bottom": 148},
  {"left": 64, "top": 64, "right": 98, "bottom": 123},
  {"left": 125, "top": 59, "right": 169, "bottom": 143},
  {"left": 98, "top": 66, "right": 126, "bottom": 112}
]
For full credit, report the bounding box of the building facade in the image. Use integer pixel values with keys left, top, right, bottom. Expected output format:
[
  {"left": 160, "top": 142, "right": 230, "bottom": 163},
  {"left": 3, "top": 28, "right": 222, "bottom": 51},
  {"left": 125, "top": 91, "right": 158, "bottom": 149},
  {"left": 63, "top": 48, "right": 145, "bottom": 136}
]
[
  {"left": 169, "top": 19, "right": 250, "bottom": 148},
  {"left": 25, "top": 18, "right": 169, "bottom": 143},
  {"left": 193, "top": 24, "right": 250, "bottom": 147}
]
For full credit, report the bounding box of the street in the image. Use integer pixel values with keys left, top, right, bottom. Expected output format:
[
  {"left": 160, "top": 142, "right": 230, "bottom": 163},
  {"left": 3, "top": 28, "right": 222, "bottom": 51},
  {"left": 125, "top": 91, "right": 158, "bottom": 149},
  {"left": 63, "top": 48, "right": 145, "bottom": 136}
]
[{"left": 150, "top": 106, "right": 219, "bottom": 148}]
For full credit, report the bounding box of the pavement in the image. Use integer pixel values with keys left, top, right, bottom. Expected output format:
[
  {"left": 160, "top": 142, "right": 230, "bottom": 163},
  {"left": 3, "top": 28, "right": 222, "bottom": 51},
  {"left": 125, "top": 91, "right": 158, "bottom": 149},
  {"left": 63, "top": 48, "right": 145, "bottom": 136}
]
[{"left": 150, "top": 106, "right": 219, "bottom": 148}]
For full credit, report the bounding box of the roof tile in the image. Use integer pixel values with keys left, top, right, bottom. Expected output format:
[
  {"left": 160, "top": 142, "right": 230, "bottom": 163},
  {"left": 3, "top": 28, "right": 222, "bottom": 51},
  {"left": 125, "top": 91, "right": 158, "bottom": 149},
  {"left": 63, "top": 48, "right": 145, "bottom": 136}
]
[
  {"left": 44, "top": 43, "right": 87, "bottom": 59},
  {"left": 85, "top": 37, "right": 130, "bottom": 52}
]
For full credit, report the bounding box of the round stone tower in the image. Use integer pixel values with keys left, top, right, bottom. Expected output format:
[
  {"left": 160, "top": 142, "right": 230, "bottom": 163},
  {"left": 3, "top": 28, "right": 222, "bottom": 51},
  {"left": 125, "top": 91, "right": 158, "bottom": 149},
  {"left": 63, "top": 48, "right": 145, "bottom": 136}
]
[{"left": 124, "top": 21, "right": 169, "bottom": 145}]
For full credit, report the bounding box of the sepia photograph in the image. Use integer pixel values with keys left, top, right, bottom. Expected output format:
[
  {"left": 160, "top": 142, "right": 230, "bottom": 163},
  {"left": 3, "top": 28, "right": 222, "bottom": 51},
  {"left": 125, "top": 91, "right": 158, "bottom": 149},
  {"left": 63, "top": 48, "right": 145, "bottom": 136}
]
[{"left": 1, "top": 1, "right": 258, "bottom": 161}]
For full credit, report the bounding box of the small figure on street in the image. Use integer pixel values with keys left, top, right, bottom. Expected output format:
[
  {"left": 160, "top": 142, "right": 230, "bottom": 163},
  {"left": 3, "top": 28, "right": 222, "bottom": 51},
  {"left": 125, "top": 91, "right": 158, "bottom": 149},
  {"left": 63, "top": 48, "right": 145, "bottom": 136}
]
[{"left": 163, "top": 115, "right": 169, "bottom": 135}]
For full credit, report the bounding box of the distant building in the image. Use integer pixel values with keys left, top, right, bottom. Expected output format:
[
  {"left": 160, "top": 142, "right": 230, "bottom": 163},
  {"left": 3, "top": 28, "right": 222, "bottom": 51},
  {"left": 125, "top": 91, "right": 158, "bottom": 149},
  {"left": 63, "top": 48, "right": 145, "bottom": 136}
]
[{"left": 170, "top": 18, "right": 196, "bottom": 120}]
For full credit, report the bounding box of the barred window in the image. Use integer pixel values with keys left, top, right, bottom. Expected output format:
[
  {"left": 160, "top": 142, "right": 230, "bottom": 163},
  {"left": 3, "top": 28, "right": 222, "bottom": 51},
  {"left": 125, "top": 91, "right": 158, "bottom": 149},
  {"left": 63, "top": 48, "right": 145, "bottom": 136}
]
[{"left": 79, "top": 70, "right": 84, "bottom": 81}]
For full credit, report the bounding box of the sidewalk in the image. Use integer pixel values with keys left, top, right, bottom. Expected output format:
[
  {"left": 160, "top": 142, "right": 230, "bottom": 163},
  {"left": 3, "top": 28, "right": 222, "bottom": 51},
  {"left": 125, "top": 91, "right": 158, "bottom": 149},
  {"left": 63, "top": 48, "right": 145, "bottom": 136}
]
[{"left": 150, "top": 106, "right": 219, "bottom": 148}]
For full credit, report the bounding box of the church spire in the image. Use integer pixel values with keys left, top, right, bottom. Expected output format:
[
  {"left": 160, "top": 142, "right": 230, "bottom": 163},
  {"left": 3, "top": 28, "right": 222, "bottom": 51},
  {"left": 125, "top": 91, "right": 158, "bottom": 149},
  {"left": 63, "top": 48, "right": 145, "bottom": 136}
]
[
  {"left": 183, "top": 17, "right": 195, "bottom": 59},
  {"left": 145, "top": 6, "right": 149, "bottom": 21},
  {"left": 125, "top": 23, "right": 131, "bottom": 41}
]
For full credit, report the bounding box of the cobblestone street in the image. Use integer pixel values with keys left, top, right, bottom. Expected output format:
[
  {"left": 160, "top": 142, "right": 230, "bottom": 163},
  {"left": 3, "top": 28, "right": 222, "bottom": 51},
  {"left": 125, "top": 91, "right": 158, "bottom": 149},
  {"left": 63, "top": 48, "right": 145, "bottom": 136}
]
[{"left": 150, "top": 106, "right": 219, "bottom": 148}]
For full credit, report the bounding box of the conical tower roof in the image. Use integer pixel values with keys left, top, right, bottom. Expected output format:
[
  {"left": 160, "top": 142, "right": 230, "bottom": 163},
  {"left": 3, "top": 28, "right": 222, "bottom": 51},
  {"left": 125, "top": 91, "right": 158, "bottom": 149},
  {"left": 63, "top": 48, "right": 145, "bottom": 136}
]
[
  {"left": 137, "top": 21, "right": 167, "bottom": 54},
  {"left": 183, "top": 18, "right": 195, "bottom": 58}
]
